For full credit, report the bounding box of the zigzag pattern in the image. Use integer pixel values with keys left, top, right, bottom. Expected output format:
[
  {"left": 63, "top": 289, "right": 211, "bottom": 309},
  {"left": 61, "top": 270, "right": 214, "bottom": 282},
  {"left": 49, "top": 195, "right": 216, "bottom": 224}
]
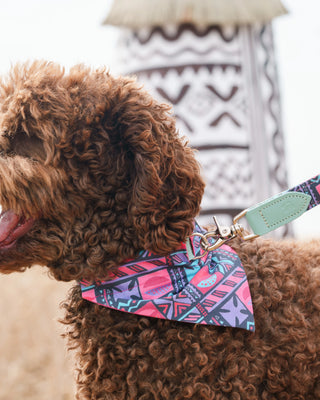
[
  {"left": 289, "top": 174, "right": 320, "bottom": 210},
  {"left": 117, "top": 23, "right": 288, "bottom": 237},
  {"left": 80, "top": 223, "right": 255, "bottom": 331},
  {"left": 134, "top": 24, "right": 239, "bottom": 45},
  {"left": 198, "top": 150, "right": 253, "bottom": 204}
]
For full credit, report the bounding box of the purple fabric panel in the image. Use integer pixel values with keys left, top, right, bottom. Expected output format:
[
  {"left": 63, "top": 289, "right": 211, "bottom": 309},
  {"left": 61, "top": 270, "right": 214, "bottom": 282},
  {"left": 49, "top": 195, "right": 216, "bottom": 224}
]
[
  {"left": 289, "top": 174, "right": 320, "bottom": 210},
  {"left": 80, "top": 222, "right": 255, "bottom": 332}
]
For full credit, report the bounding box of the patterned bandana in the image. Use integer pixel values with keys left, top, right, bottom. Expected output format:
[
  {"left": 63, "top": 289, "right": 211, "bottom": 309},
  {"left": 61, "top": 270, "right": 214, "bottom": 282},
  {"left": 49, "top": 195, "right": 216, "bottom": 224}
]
[{"left": 80, "top": 222, "right": 255, "bottom": 331}]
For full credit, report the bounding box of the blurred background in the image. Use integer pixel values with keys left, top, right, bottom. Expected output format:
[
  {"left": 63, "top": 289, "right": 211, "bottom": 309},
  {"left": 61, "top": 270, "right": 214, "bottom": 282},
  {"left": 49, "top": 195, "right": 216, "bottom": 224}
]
[{"left": 0, "top": 0, "right": 319, "bottom": 399}]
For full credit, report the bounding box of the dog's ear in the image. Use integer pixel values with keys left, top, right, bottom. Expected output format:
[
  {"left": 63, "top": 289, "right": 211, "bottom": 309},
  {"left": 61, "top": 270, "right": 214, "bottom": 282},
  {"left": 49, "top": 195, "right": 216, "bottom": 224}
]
[
  {"left": 116, "top": 87, "right": 205, "bottom": 254},
  {"left": 60, "top": 71, "right": 204, "bottom": 255}
]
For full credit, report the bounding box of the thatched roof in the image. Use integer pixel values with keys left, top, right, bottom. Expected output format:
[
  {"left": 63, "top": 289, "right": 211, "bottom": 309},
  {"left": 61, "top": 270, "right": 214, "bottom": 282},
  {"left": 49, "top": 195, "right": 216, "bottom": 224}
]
[{"left": 103, "top": 0, "right": 288, "bottom": 28}]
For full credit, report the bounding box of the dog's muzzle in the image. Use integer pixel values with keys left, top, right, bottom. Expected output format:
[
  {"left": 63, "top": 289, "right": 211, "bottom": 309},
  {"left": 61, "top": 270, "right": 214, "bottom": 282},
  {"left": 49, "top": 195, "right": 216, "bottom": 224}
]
[{"left": 0, "top": 208, "right": 35, "bottom": 250}]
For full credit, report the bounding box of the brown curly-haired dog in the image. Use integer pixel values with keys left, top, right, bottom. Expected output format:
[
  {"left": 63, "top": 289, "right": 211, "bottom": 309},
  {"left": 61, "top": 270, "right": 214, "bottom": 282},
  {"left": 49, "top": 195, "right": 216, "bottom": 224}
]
[{"left": 0, "top": 61, "right": 319, "bottom": 400}]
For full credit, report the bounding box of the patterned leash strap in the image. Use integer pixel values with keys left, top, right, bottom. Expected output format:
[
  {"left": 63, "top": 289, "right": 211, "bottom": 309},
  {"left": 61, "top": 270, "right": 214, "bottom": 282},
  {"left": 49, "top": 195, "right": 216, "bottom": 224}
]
[{"left": 187, "top": 174, "right": 320, "bottom": 260}]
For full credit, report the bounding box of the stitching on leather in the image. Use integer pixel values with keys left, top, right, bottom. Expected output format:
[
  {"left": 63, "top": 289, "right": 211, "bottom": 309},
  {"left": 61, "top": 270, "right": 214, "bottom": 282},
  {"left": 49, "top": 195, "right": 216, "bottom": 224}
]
[{"left": 258, "top": 193, "right": 310, "bottom": 228}]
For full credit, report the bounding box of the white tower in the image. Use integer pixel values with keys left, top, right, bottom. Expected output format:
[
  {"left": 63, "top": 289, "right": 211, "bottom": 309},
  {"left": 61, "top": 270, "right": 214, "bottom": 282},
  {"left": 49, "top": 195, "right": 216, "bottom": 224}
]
[{"left": 104, "top": 0, "right": 290, "bottom": 234}]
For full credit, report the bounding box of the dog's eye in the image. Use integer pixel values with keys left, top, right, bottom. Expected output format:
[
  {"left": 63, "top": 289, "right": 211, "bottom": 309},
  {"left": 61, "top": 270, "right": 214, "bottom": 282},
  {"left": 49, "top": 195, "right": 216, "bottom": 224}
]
[{"left": 8, "top": 131, "right": 45, "bottom": 160}]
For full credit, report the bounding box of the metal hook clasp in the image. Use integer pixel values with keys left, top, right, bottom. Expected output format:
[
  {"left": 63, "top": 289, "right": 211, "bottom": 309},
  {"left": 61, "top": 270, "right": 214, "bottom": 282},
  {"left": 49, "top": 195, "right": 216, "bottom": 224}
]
[
  {"left": 187, "top": 216, "right": 241, "bottom": 259},
  {"left": 187, "top": 213, "right": 259, "bottom": 260},
  {"left": 204, "top": 216, "right": 240, "bottom": 251},
  {"left": 232, "top": 209, "right": 259, "bottom": 241}
]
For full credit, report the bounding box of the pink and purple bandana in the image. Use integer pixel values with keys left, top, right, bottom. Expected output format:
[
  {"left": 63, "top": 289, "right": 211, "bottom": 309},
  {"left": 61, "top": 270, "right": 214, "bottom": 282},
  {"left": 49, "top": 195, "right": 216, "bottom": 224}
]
[{"left": 80, "top": 222, "right": 255, "bottom": 331}]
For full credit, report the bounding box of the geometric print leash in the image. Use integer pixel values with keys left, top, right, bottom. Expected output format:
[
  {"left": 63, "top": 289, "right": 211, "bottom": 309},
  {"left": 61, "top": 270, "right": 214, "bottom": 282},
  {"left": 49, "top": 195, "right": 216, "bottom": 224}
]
[
  {"left": 289, "top": 173, "right": 320, "bottom": 209},
  {"left": 80, "top": 222, "right": 255, "bottom": 332},
  {"left": 187, "top": 173, "right": 320, "bottom": 258},
  {"left": 238, "top": 173, "right": 320, "bottom": 237}
]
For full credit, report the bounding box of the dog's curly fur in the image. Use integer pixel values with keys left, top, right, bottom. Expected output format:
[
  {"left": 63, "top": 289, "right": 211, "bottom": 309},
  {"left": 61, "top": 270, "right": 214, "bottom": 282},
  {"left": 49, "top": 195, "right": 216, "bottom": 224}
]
[{"left": 0, "top": 61, "right": 319, "bottom": 399}]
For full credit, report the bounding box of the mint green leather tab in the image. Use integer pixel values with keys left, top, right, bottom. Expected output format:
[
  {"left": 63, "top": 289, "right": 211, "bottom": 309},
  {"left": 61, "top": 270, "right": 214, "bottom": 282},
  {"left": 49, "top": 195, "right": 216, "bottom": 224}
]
[
  {"left": 186, "top": 237, "right": 196, "bottom": 260},
  {"left": 246, "top": 192, "right": 311, "bottom": 236}
]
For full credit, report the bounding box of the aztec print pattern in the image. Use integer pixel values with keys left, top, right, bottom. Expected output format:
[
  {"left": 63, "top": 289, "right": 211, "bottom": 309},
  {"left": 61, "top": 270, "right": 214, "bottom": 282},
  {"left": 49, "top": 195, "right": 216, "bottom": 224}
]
[
  {"left": 289, "top": 174, "right": 320, "bottom": 210},
  {"left": 116, "top": 23, "right": 289, "bottom": 235},
  {"left": 80, "top": 223, "right": 255, "bottom": 332}
]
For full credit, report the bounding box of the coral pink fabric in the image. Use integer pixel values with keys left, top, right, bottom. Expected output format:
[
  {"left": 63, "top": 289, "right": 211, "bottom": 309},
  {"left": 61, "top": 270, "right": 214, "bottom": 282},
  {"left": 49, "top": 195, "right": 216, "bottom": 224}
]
[{"left": 80, "top": 222, "right": 255, "bottom": 331}]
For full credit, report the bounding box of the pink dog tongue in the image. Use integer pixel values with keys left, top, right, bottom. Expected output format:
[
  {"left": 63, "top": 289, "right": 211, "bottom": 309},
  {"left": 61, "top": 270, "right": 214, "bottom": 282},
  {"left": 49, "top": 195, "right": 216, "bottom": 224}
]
[{"left": 0, "top": 210, "right": 20, "bottom": 242}]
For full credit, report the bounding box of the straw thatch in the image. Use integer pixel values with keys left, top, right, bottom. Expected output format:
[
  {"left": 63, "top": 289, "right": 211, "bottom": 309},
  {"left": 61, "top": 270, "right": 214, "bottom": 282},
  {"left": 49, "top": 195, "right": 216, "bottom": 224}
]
[{"left": 103, "top": 0, "right": 288, "bottom": 28}]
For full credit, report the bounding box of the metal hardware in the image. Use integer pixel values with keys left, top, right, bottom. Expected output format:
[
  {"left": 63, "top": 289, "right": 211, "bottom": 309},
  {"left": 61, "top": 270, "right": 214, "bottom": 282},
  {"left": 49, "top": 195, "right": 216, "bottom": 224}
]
[
  {"left": 187, "top": 232, "right": 211, "bottom": 260},
  {"left": 187, "top": 212, "right": 260, "bottom": 259},
  {"left": 232, "top": 209, "right": 259, "bottom": 241}
]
